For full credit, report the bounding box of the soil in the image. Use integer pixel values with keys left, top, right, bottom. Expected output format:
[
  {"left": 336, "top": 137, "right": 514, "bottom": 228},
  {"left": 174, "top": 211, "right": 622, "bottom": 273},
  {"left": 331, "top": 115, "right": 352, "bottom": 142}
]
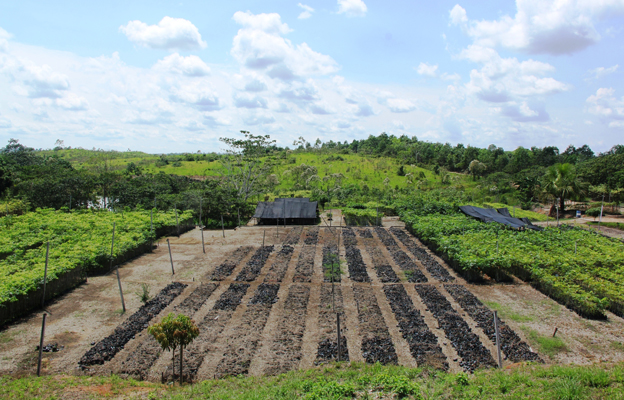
[{"left": 1, "top": 221, "right": 623, "bottom": 380}]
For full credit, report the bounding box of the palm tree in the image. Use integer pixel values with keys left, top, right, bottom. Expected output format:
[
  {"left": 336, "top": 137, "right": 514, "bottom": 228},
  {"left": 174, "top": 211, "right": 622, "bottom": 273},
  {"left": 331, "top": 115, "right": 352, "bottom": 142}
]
[{"left": 542, "top": 163, "right": 586, "bottom": 212}]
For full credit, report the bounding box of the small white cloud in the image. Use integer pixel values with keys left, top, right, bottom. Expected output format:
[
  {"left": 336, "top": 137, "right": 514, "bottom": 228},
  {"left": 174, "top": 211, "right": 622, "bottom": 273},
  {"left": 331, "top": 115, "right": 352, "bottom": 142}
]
[
  {"left": 589, "top": 65, "right": 619, "bottom": 80},
  {"left": 449, "top": 4, "right": 468, "bottom": 25},
  {"left": 337, "top": 0, "right": 368, "bottom": 18},
  {"left": 0, "top": 116, "right": 11, "bottom": 128},
  {"left": 170, "top": 85, "right": 221, "bottom": 111},
  {"left": 355, "top": 103, "right": 374, "bottom": 117},
  {"left": 386, "top": 98, "right": 416, "bottom": 113},
  {"left": 119, "top": 17, "right": 207, "bottom": 50},
  {"left": 243, "top": 111, "right": 276, "bottom": 125},
  {"left": 154, "top": 53, "right": 210, "bottom": 76},
  {"left": 23, "top": 64, "right": 71, "bottom": 98},
  {"left": 176, "top": 119, "right": 205, "bottom": 131},
  {"left": 233, "top": 93, "right": 268, "bottom": 109},
  {"left": 0, "top": 27, "right": 11, "bottom": 52},
  {"left": 233, "top": 11, "right": 292, "bottom": 34},
  {"left": 298, "top": 3, "right": 314, "bottom": 19},
  {"left": 586, "top": 87, "right": 624, "bottom": 126},
  {"left": 244, "top": 79, "right": 268, "bottom": 92},
  {"left": 416, "top": 62, "right": 439, "bottom": 77}
]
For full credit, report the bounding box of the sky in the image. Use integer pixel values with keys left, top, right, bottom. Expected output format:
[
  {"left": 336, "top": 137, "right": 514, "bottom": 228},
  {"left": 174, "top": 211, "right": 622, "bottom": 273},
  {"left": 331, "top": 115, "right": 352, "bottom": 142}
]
[{"left": 1, "top": 0, "right": 623, "bottom": 154}]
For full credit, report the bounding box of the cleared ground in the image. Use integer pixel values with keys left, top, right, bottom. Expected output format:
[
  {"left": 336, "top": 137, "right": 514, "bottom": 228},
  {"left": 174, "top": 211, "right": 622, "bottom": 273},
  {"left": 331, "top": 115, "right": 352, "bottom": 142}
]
[{"left": 1, "top": 220, "right": 623, "bottom": 381}]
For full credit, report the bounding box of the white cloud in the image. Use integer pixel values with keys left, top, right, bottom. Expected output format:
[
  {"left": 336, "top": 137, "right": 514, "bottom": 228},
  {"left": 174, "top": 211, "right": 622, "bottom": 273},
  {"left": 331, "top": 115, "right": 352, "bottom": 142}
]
[
  {"left": 0, "top": 116, "right": 11, "bottom": 128},
  {"left": 450, "top": 0, "right": 624, "bottom": 55},
  {"left": 154, "top": 53, "right": 210, "bottom": 76},
  {"left": 244, "top": 79, "right": 268, "bottom": 92},
  {"left": 377, "top": 91, "right": 416, "bottom": 113},
  {"left": 298, "top": 3, "right": 314, "bottom": 19},
  {"left": 119, "top": 17, "right": 207, "bottom": 50},
  {"left": 462, "top": 46, "right": 569, "bottom": 105},
  {"left": 588, "top": 65, "right": 619, "bottom": 80},
  {"left": 243, "top": 111, "right": 276, "bottom": 125},
  {"left": 231, "top": 13, "right": 338, "bottom": 79},
  {"left": 586, "top": 88, "right": 624, "bottom": 127},
  {"left": 170, "top": 85, "right": 221, "bottom": 111},
  {"left": 0, "top": 27, "right": 11, "bottom": 53},
  {"left": 337, "top": 0, "right": 368, "bottom": 17},
  {"left": 55, "top": 93, "right": 89, "bottom": 111},
  {"left": 176, "top": 119, "right": 205, "bottom": 131},
  {"left": 233, "top": 92, "right": 268, "bottom": 109},
  {"left": 417, "top": 62, "right": 439, "bottom": 77},
  {"left": 22, "top": 64, "right": 70, "bottom": 98}
]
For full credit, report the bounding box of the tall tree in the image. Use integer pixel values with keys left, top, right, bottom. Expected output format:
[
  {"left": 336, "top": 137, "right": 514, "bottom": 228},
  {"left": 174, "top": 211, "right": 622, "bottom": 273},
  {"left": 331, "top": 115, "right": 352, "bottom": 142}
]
[
  {"left": 219, "top": 131, "right": 276, "bottom": 202},
  {"left": 542, "top": 163, "right": 586, "bottom": 212}
]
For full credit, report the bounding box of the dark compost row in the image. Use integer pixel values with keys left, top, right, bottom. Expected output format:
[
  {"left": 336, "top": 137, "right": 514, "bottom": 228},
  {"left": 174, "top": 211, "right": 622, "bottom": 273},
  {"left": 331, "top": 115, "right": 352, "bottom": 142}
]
[
  {"left": 264, "top": 245, "right": 295, "bottom": 282},
  {"left": 374, "top": 227, "right": 428, "bottom": 283},
  {"left": 365, "top": 245, "right": 400, "bottom": 283},
  {"left": 316, "top": 284, "right": 349, "bottom": 363},
  {"left": 414, "top": 285, "right": 496, "bottom": 372},
  {"left": 235, "top": 245, "right": 275, "bottom": 281},
  {"left": 293, "top": 245, "right": 316, "bottom": 283},
  {"left": 343, "top": 228, "right": 370, "bottom": 283},
  {"left": 444, "top": 284, "right": 542, "bottom": 363},
  {"left": 390, "top": 227, "right": 455, "bottom": 282},
  {"left": 208, "top": 246, "right": 254, "bottom": 281}
]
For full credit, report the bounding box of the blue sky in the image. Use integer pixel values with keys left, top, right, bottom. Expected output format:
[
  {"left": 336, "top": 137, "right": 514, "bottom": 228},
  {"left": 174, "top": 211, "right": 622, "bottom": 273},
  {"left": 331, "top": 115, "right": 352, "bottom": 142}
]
[{"left": 1, "top": 0, "right": 623, "bottom": 153}]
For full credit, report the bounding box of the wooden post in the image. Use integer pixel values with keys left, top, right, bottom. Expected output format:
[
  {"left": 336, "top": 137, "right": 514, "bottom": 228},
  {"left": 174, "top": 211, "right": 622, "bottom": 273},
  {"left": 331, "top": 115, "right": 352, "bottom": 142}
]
[
  {"left": 167, "top": 239, "right": 175, "bottom": 275},
  {"left": 37, "top": 313, "right": 46, "bottom": 377},
  {"left": 337, "top": 313, "right": 341, "bottom": 362},
  {"left": 376, "top": 207, "right": 379, "bottom": 226},
  {"left": 552, "top": 327, "right": 558, "bottom": 337},
  {"left": 262, "top": 230, "right": 266, "bottom": 248},
  {"left": 201, "top": 226, "right": 205, "bottom": 254},
  {"left": 494, "top": 311, "right": 502, "bottom": 368},
  {"left": 238, "top": 208, "right": 240, "bottom": 228},
  {"left": 221, "top": 215, "right": 225, "bottom": 238},
  {"left": 41, "top": 242, "right": 49, "bottom": 309},
  {"left": 150, "top": 209, "right": 154, "bottom": 250},
  {"left": 111, "top": 223, "right": 126, "bottom": 312},
  {"left": 199, "top": 198, "right": 202, "bottom": 229}
]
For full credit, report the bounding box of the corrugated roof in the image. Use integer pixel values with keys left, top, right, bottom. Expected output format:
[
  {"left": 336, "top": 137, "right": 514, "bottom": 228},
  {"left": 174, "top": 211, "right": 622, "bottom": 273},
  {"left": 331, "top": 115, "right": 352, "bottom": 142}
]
[{"left": 253, "top": 198, "right": 317, "bottom": 219}]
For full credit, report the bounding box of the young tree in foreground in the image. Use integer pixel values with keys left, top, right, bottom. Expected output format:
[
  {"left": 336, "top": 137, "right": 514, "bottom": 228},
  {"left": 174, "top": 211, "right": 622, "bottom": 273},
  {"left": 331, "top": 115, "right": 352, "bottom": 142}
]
[
  {"left": 148, "top": 313, "right": 200, "bottom": 384},
  {"left": 219, "top": 131, "right": 276, "bottom": 203}
]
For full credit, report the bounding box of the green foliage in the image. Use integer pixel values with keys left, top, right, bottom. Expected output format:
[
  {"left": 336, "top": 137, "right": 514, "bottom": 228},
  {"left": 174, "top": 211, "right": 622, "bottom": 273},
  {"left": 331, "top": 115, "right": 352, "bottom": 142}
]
[
  {"left": 136, "top": 283, "right": 151, "bottom": 304},
  {"left": 585, "top": 207, "right": 602, "bottom": 219},
  {"left": 148, "top": 313, "right": 200, "bottom": 354},
  {"left": 525, "top": 329, "right": 568, "bottom": 357},
  {"left": 0, "top": 209, "right": 192, "bottom": 305}
]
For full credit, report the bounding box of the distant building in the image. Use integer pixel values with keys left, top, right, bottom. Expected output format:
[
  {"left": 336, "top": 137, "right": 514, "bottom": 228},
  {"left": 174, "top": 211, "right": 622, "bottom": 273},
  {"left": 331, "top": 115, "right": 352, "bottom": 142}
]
[{"left": 253, "top": 198, "right": 319, "bottom": 225}]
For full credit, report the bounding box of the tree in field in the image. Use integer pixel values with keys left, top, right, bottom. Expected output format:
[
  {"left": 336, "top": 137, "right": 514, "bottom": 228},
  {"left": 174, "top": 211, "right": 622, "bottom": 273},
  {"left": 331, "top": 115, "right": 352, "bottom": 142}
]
[
  {"left": 219, "top": 131, "right": 276, "bottom": 202},
  {"left": 468, "top": 160, "right": 487, "bottom": 181},
  {"left": 541, "top": 163, "right": 586, "bottom": 213},
  {"left": 148, "top": 313, "right": 200, "bottom": 384}
]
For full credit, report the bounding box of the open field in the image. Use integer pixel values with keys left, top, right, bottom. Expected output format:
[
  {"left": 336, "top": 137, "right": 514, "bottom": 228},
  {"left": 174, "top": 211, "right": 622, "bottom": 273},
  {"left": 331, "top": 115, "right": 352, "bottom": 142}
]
[{"left": 1, "top": 222, "right": 623, "bottom": 386}]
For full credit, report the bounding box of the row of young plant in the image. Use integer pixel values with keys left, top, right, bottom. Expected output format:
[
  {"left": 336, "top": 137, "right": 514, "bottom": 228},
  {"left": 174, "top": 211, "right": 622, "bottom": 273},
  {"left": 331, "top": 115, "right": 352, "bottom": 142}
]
[
  {"left": 0, "top": 208, "right": 193, "bottom": 305},
  {"left": 400, "top": 210, "right": 624, "bottom": 319}
]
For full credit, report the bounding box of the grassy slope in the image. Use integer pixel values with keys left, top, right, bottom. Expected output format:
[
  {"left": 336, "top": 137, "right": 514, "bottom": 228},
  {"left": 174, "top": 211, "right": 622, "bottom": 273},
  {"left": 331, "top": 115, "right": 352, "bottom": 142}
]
[
  {"left": 1, "top": 362, "right": 622, "bottom": 399},
  {"left": 46, "top": 149, "right": 475, "bottom": 193}
]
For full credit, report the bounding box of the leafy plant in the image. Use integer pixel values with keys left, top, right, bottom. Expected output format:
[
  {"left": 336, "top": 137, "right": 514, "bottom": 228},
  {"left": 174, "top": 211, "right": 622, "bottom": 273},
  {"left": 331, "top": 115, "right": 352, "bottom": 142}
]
[{"left": 136, "top": 283, "right": 151, "bottom": 304}]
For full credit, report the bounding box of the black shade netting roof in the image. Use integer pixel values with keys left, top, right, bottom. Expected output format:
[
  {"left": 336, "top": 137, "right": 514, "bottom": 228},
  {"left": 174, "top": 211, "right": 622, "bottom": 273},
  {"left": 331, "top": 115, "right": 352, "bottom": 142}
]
[
  {"left": 253, "top": 198, "right": 318, "bottom": 219},
  {"left": 459, "top": 205, "right": 543, "bottom": 231}
]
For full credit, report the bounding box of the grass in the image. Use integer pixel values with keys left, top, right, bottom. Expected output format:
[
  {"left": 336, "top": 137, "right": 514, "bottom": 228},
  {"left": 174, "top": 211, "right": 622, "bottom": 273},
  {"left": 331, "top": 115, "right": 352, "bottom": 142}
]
[
  {"left": 524, "top": 328, "right": 568, "bottom": 358},
  {"left": 1, "top": 362, "right": 623, "bottom": 399},
  {"left": 587, "top": 221, "right": 624, "bottom": 231},
  {"left": 484, "top": 301, "right": 534, "bottom": 323}
]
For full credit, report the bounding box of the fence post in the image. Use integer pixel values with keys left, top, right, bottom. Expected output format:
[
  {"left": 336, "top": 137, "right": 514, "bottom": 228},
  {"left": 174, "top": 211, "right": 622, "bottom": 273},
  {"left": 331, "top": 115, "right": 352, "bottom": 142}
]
[
  {"left": 199, "top": 197, "right": 202, "bottom": 229},
  {"left": 337, "top": 313, "right": 341, "bottom": 362},
  {"left": 37, "top": 313, "right": 47, "bottom": 377},
  {"left": 41, "top": 242, "right": 49, "bottom": 309},
  {"left": 167, "top": 239, "right": 175, "bottom": 275},
  {"left": 238, "top": 208, "right": 241, "bottom": 228},
  {"left": 175, "top": 204, "right": 180, "bottom": 237},
  {"left": 150, "top": 209, "right": 154, "bottom": 250},
  {"left": 262, "top": 230, "right": 266, "bottom": 248},
  {"left": 111, "top": 222, "right": 126, "bottom": 312},
  {"left": 494, "top": 311, "right": 502, "bottom": 368},
  {"left": 221, "top": 215, "right": 225, "bottom": 238},
  {"left": 201, "top": 226, "right": 205, "bottom": 254}
]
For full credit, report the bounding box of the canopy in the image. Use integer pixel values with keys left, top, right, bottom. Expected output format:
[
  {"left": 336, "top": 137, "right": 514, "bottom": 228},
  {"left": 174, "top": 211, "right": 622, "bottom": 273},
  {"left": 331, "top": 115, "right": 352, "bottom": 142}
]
[{"left": 459, "top": 205, "right": 543, "bottom": 231}]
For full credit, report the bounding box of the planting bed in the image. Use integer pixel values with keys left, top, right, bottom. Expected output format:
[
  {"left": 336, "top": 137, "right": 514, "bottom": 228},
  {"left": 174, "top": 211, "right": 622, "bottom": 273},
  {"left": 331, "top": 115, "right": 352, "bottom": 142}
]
[
  {"left": 79, "top": 282, "right": 187, "bottom": 368},
  {"left": 282, "top": 226, "right": 303, "bottom": 245},
  {"left": 390, "top": 227, "right": 455, "bottom": 282},
  {"left": 365, "top": 245, "right": 400, "bottom": 283},
  {"left": 208, "top": 246, "right": 253, "bottom": 281},
  {"left": 293, "top": 246, "right": 315, "bottom": 283},
  {"left": 303, "top": 227, "right": 319, "bottom": 245},
  {"left": 356, "top": 228, "right": 374, "bottom": 238},
  {"left": 444, "top": 284, "right": 542, "bottom": 363},
  {"left": 215, "top": 283, "right": 280, "bottom": 378},
  {"left": 343, "top": 229, "right": 370, "bottom": 283},
  {"left": 264, "top": 245, "right": 295, "bottom": 282},
  {"left": 235, "top": 246, "right": 274, "bottom": 281},
  {"left": 383, "top": 284, "right": 448, "bottom": 370},
  {"left": 264, "top": 285, "right": 310, "bottom": 375},
  {"left": 374, "top": 227, "right": 428, "bottom": 283},
  {"left": 353, "top": 285, "right": 398, "bottom": 365},
  {"left": 415, "top": 284, "right": 496, "bottom": 372},
  {"left": 316, "top": 284, "right": 349, "bottom": 363}
]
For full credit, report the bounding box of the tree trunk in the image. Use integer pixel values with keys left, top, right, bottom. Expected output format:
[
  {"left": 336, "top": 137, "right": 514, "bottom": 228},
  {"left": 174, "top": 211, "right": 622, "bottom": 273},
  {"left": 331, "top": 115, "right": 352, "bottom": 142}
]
[
  {"left": 560, "top": 196, "right": 565, "bottom": 212},
  {"left": 180, "top": 345, "right": 184, "bottom": 385},
  {"left": 172, "top": 348, "right": 176, "bottom": 381}
]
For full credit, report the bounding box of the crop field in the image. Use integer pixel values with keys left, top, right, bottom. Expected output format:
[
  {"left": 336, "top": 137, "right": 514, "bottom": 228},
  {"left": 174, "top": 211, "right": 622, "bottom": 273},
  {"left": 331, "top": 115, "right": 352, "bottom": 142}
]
[{"left": 0, "top": 222, "right": 565, "bottom": 381}]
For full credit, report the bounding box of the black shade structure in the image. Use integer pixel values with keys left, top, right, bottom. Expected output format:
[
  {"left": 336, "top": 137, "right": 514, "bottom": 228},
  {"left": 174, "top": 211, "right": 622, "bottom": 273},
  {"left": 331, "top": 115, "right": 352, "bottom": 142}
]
[
  {"left": 253, "top": 198, "right": 319, "bottom": 225},
  {"left": 459, "top": 205, "right": 543, "bottom": 231}
]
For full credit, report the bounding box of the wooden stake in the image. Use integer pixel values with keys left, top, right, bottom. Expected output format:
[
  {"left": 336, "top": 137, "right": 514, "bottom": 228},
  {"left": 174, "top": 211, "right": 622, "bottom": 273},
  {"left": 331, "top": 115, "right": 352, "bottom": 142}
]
[
  {"left": 37, "top": 313, "right": 46, "bottom": 377},
  {"left": 41, "top": 242, "right": 49, "bottom": 309},
  {"left": 221, "top": 215, "right": 225, "bottom": 238},
  {"left": 494, "top": 311, "right": 502, "bottom": 368},
  {"left": 111, "top": 223, "right": 126, "bottom": 312},
  {"left": 175, "top": 204, "right": 180, "bottom": 237},
  {"left": 238, "top": 208, "right": 240, "bottom": 228},
  {"left": 180, "top": 345, "right": 184, "bottom": 385},
  {"left": 167, "top": 239, "right": 175, "bottom": 275},
  {"left": 337, "top": 313, "right": 341, "bottom": 362},
  {"left": 552, "top": 327, "right": 558, "bottom": 337},
  {"left": 262, "top": 230, "right": 266, "bottom": 248},
  {"left": 201, "top": 226, "right": 205, "bottom": 254},
  {"left": 199, "top": 198, "right": 202, "bottom": 229}
]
